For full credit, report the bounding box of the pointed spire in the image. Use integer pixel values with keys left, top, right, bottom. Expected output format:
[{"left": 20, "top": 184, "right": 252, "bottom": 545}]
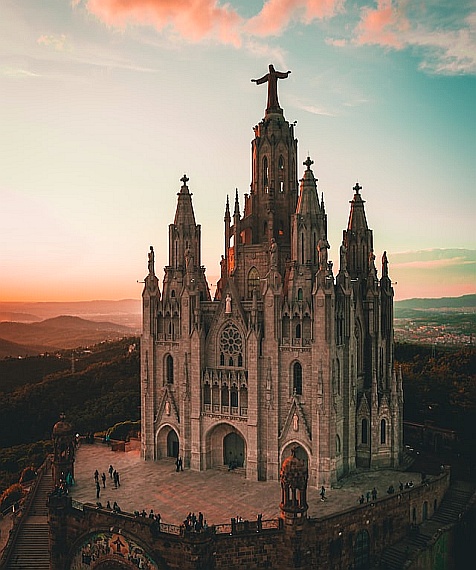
[
  {"left": 347, "top": 181, "right": 369, "bottom": 233},
  {"left": 296, "top": 156, "right": 319, "bottom": 215},
  {"left": 224, "top": 194, "right": 231, "bottom": 223},
  {"left": 234, "top": 188, "right": 240, "bottom": 216},
  {"left": 174, "top": 174, "right": 196, "bottom": 226}
]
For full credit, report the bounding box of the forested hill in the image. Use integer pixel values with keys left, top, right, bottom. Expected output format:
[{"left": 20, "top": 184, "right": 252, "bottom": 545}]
[
  {"left": 395, "top": 343, "right": 476, "bottom": 439},
  {"left": 0, "top": 337, "right": 140, "bottom": 449}
]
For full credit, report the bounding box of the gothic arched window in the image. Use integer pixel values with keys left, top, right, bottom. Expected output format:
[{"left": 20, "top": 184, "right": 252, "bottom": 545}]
[
  {"left": 361, "top": 418, "right": 368, "bottom": 445},
  {"left": 203, "top": 382, "right": 211, "bottom": 405},
  {"left": 282, "top": 315, "right": 290, "bottom": 339},
  {"left": 380, "top": 419, "right": 386, "bottom": 444},
  {"left": 219, "top": 323, "right": 243, "bottom": 368},
  {"left": 230, "top": 384, "right": 238, "bottom": 408},
  {"left": 165, "top": 354, "right": 174, "bottom": 385},
  {"left": 247, "top": 267, "right": 260, "bottom": 299},
  {"left": 293, "top": 362, "right": 303, "bottom": 395},
  {"left": 278, "top": 155, "right": 285, "bottom": 192},
  {"left": 263, "top": 156, "right": 269, "bottom": 190},
  {"left": 221, "top": 384, "right": 229, "bottom": 407}
]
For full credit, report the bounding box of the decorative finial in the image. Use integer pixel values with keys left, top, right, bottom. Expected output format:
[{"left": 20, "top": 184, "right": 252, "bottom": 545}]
[
  {"left": 353, "top": 182, "right": 362, "bottom": 194},
  {"left": 181, "top": 174, "right": 189, "bottom": 187},
  {"left": 303, "top": 156, "right": 314, "bottom": 170}
]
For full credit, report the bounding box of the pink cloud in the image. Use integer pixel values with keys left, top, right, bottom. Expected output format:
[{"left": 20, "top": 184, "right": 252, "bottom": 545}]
[
  {"left": 37, "top": 33, "right": 68, "bottom": 51},
  {"left": 85, "top": 0, "right": 243, "bottom": 46},
  {"left": 245, "top": 0, "right": 343, "bottom": 37},
  {"left": 355, "top": 0, "right": 410, "bottom": 49},
  {"left": 325, "top": 37, "right": 347, "bottom": 47}
]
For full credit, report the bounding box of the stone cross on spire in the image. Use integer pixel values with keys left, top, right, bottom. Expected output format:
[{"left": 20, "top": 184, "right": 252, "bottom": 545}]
[
  {"left": 181, "top": 174, "right": 189, "bottom": 187},
  {"left": 252, "top": 64, "right": 291, "bottom": 112},
  {"left": 303, "top": 156, "right": 314, "bottom": 170},
  {"left": 353, "top": 182, "right": 362, "bottom": 194}
]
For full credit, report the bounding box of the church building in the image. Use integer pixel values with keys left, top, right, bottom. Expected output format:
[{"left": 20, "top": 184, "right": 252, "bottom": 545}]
[{"left": 141, "top": 66, "right": 403, "bottom": 487}]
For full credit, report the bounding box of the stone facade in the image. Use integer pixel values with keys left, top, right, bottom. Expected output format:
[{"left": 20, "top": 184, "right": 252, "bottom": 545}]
[{"left": 141, "top": 69, "right": 403, "bottom": 488}]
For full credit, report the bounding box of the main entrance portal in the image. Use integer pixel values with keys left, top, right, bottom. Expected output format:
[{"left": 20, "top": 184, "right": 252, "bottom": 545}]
[
  {"left": 167, "top": 429, "right": 179, "bottom": 458},
  {"left": 223, "top": 432, "right": 244, "bottom": 468}
]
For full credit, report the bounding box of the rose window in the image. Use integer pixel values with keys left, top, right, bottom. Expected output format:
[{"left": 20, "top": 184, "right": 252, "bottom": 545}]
[{"left": 220, "top": 324, "right": 243, "bottom": 366}]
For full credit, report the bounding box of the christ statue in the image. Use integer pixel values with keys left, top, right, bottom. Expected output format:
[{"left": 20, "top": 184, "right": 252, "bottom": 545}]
[{"left": 252, "top": 65, "right": 291, "bottom": 112}]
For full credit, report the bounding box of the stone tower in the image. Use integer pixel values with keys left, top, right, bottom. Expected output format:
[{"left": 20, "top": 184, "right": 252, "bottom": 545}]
[
  {"left": 141, "top": 66, "right": 403, "bottom": 487},
  {"left": 52, "top": 412, "right": 75, "bottom": 487}
]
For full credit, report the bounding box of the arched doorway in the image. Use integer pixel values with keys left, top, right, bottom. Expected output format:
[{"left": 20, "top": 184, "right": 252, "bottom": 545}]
[
  {"left": 281, "top": 443, "right": 309, "bottom": 467},
  {"left": 205, "top": 424, "right": 247, "bottom": 470},
  {"left": 167, "top": 429, "right": 179, "bottom": 458},
  {"left": 223, "top": 432, "right": 245, "bottom": 469},
  {"left": 354, "top": 529, "right": 370, "bottom": 569}
]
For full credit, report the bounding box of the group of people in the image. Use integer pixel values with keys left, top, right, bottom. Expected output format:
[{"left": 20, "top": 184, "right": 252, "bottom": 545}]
[
  {"left": 358, "top": 486, "right": 378, "bottom": 504},
  {"left": 358, "top": 479, "right": 418, "bottom": 505},
  {"left": 95, "top": 500, "right": 121, "bottom": 512},
  {"left": 182, "top": 511, "right": 207, "bottom": 532},
  {"left": 134, "top": 509, "right": 162, "bottom": 525},
  {"left": 93, "top": 464, "right": 121, "bottom": 499}
]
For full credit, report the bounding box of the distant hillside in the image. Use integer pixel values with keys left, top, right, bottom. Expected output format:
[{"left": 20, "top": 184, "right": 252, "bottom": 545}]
[
  {"left": 0, "top": 299, "right": 141, "bottom": 329},
  {"left": 0, "top": 312, "right": 42, "bottom": 323},
  {"left": 0, "top": 337, "right": 53, "bottom": 359},
  {"left": 0, "top": 315, "right": 135, "bottom": 355},
  {"left": 395, "top": 294, "right": 476, "bottom": 310}
]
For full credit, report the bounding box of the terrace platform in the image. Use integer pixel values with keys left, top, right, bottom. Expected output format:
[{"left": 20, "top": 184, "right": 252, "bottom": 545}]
[{"left": 69, "top": 441, "right": 422, "bottom": 526}]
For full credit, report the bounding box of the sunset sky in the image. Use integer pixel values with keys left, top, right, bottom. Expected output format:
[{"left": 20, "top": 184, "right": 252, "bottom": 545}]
[{"left": 1, "top": 0, "right": 475, "bottom": 302}]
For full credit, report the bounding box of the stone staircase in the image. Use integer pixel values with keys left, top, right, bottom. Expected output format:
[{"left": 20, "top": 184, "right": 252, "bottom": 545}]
[
  {"left": 377, "top": 481, "right": 475, "bottom": 569},
  {"left": 3, "top": 469, "right": 52, "bottom": 570}
]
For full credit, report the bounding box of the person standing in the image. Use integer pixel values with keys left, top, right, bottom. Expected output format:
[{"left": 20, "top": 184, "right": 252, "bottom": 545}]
[
  {"left": 320, "top": 486, "right": 326, "bottom": 501},
  {"left": 109, "top": 465, "right": 114, "bottom": 479},
  {"left": 96, "top": 480, "right": 100, "bottom": 499},
  {"left": 101, "top": 472, "right": 106, "bottom": 488},
  {"left": 94, "top": 469, "right": 99, "bottom": 483}
]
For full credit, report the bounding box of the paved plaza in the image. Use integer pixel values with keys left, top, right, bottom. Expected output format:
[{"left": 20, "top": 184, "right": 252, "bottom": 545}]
[{"left": 69, "top": 442, "right": 422, "bottom": 526}]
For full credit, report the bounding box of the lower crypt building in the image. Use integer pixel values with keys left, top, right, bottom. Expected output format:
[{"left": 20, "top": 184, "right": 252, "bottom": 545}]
[{"left": 141, "top": 66, "right": 404, "bottom": 488}]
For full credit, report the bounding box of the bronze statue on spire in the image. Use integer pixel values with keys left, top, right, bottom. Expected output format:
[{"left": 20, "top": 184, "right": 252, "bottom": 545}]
[{"left": 252, "top": 64, "right": 291, "bottom": 112}]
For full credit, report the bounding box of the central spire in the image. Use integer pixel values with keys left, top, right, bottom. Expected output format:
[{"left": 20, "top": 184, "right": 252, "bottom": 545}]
[{"left": 251, "top": 64, "right": 291, "bottom": 114}]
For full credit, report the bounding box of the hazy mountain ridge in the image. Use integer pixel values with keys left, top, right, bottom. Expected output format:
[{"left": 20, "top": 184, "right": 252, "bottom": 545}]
[
  {"left": 0, "top": 299, "right": 141, "bottom": 328},
  {"left": 0, "top": 315, "right": 136, "bottom": 357}
]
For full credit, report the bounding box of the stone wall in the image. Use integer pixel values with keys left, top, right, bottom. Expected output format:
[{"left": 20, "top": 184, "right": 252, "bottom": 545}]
[{"left": 48, "top": 470, "right": 453, "bottom": 570}]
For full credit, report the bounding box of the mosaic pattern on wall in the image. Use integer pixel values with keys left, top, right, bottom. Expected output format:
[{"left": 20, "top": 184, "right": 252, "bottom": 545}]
[{"left": 70, "top": 531, "right": 158, "bottom": 569}]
